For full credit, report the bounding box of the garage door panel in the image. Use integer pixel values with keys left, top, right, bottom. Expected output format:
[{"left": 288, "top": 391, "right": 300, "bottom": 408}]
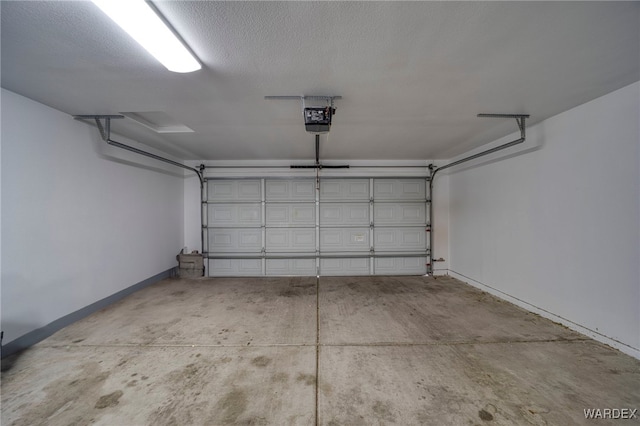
[
  {"left": 266, "top": 259, "right": 316, "bottom": 275},
  {"left": 266, "top": 179, "right": 315, "bottom": 201},
  {"left": 320, "top": 179, "right": 369, "bottom": 201},
  {"left": 320, "top": 203, "right": 369, "bottom": 226},
  {"left": 208, "top": 204, "right": 261, "bottom": 227},
  {"left": 374, "top": 227, "right": 426, "bottom": 251},
  {"left": 207, "top": 177, "right": 429, "bottom": 277},
  {"left": 209, "top": 259, "right": 262, "bottom": 276},
  {"left": 209, "top": 229, "right": 262, "bottom": 253},
  {"left": 373, "top": 203, "right": 425, "bottom": 225},
  {"left": 320, "top": 228, "right": 370, "bottom": 251},
  {"left": 321, "top": 258, "right": 370, "bottom": 276},
  {"left": 266, "top": 229, "right": 316, "bottom": 252},
  {"left": 374, "top": 257, "right": 426, "bottom": 275},
  {"left": 266, "top": 204, "right": 315, "bottom": 226},
  {"left": 207, "top": 180, "right": 261, "bottom": 201},
  {"left": 374, "top": 179, "right": 426, "bottom": 201},
  {"left": 266, "top": 206, "right": 287, "bottom": 223}
]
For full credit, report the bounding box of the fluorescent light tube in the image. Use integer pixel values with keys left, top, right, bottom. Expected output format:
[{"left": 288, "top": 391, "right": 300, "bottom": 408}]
[{"left": 92, "top": 0, "right": 201, "bottom": 73}]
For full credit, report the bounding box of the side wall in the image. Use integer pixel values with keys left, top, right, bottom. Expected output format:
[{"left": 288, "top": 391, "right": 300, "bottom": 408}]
[
  {"left": 1, "top": 89, "right": 185, "bottom": 349},
  {"left": 448, "top": 82, "right": 640, "bottom": 357}
]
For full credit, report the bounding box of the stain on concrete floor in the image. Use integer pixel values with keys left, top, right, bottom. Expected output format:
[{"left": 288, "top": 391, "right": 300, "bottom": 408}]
[{"left": 95, "top": 390, "right": 123, "bottom": 409}]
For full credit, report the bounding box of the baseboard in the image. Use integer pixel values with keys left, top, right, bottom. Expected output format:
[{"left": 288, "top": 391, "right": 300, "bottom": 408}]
[
  {"left": 1, "top": 268, "right": 174, "bottom": 358},
  {"left": 447, "top": 269, "right": 640, "bottom": 360}
]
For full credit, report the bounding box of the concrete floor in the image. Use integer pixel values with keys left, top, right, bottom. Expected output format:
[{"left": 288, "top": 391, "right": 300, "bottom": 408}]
[{"left": 2, "top": 275, "right": 639, "bottom": 425}]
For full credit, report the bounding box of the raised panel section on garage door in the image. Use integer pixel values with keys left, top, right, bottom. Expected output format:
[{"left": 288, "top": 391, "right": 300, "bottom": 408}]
[
  {"left": 266, "top": 228, "right": 316, "bottom": 252},
  {"left": 370, "top": 178, "right": 428, "bottom": 276},
  {"left": 320, "top": 203, "right": 369, "bottom": 226},
  {"left": 263, "top": 178, "right": 316, "bottom": 275},
  {"left": 208, "top": 179, "right": 262, "bottom": 201},
  {"left": 318, "top": 179, "right": 371, "bottom": 276},
  {"left": 266, "top": 258, "right": 316, "bottom": 276},
  {"left": 374, "top": 227, "right": 426, "bottom": 252},
  {"left": 373, "top": 203, "right": 426, "bottom": 226},
  {"left": 320, "top": 179, "right": 369, "bottom": 201},
  {"left": 320, "top": 228, "right": 369, "bottom": 252},
  {"left": 266, "top": 179, "right": 315, "bottom": 201},
  {"left": 266, "top": 203, "right": 315, "bottom": 227},
  {"left": 208, "top": 203, "right": 262, "bottom": 227},
  {"left": 209, "top": 259, "right": 263, "bottom": 276},
  {"left": 374, "top": 257, "right": 427, "bottom": 275},
  {"left": 374, "top": 179, "right": 426, "bottom": 201},
  {"left": 206, "top": 178, "right": 264, "bottom": 277},
  {"left": 321, "top": 258, "right": 370, "bottom": 276},
  {"left": 208, "top": 228, "right": 262, "bottom": 253}
]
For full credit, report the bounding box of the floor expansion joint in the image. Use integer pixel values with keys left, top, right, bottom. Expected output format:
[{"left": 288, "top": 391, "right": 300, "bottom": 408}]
[{"left": 40, "top": 337, "right": 590, "bottom": 351}]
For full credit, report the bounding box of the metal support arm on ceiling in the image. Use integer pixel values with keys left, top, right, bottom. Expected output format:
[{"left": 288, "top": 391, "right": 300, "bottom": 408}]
[
  {"left": 73, "top": 115, "right": 204, "bottom": 187},
  {"left": 428, "top": 113, "right": 529, "bottom": 275}
]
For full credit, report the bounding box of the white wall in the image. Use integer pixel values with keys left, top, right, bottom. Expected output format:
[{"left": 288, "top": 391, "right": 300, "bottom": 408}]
[
  {"left": 448, "top": 82, "right": 640, "bottom": 357},
  {"left": 1, "top": 89, "right": 185, "bottom": 345}
]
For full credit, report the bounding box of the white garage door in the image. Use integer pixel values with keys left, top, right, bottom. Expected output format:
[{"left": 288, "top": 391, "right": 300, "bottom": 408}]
[{"left": 204, "top": 177, "right": 429, "bottom": 276}]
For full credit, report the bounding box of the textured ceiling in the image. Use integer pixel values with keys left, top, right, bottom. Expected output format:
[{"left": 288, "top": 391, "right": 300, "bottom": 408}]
[{"left": 2, "top": 1, "right": 638, "bottom": 161}]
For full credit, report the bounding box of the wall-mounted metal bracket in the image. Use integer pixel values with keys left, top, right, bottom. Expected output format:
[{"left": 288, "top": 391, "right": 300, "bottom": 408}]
[
  {"left": 74, "top": 114, "right": 124, "bottom": 142},
  {"left": 477, "top": 113, "right": 528, "bottom": 142}
]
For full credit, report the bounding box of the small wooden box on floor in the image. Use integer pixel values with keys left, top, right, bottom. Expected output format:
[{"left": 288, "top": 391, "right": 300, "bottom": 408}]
[{"left": 177, "top": 253, "right": 204, "bottom": 278}]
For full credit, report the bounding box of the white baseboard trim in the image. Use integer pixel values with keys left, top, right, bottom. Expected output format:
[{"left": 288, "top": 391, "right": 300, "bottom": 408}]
[{"left": 447, "top": 269, "right": 640, "bottom": 360}]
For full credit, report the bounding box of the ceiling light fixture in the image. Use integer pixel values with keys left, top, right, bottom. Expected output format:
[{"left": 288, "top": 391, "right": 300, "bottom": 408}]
[{"left": 92, "top": 0, "right": 201, "bottom": 73}]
